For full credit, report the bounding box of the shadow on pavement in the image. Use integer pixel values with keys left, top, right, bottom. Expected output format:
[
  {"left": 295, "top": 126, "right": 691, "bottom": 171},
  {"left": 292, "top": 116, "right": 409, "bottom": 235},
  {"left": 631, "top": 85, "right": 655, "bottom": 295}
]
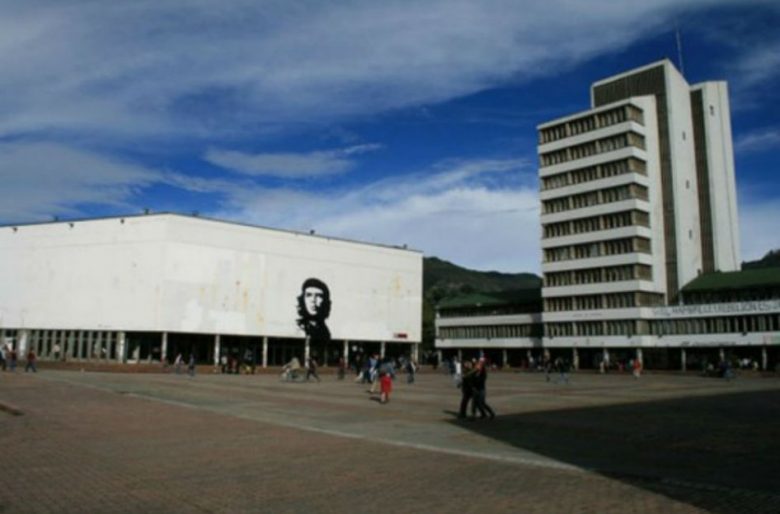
[{"left": 448, "top": 388, "right": 780, "bottom": 514}]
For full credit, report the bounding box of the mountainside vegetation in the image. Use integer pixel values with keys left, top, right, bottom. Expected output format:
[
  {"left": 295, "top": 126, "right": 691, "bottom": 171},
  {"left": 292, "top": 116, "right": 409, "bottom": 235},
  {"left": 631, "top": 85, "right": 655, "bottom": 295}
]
[{"left": 743, "top": 249, "right": 780, "bottom": 270}]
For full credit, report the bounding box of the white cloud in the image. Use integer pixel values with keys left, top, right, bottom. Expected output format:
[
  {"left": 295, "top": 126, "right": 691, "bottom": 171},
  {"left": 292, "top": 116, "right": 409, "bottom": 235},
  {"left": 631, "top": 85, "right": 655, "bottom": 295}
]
[
  {"left": 0, "top": 0, "right": 735, "bottom": 141},
  {"left": 0, "top": 142, "right": 159, "bottom": 222},
  {"left": 734, "top": 128, "right": 780, "bottom": 154},
  {"left": 731, "top": 39, "right": 780, "bottom": 90},
  {"left": 207, "top": 157, "right": 541, "bottom": 272},
  {"left": 204, "top": 144, "right": 382, "bottom": 178}
]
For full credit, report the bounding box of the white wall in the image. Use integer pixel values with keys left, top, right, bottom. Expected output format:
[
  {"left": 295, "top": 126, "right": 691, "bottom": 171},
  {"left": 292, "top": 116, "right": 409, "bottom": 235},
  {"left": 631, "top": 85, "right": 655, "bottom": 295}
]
[
  {"left": 0, "top": 215, "right": 423, "bottom": 342},
  {"left": 693, "top": 81, "right": 741, "bottom": 272},
  {"left": 664, "top": 63, "right": 704, "bottom": 291}
]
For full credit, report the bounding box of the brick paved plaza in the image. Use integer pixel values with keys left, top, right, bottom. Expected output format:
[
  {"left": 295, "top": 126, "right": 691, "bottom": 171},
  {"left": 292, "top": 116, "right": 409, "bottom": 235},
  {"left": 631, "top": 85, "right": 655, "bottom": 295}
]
[{"left": 1, "top": 368, "right": 779, "bottom": 513}]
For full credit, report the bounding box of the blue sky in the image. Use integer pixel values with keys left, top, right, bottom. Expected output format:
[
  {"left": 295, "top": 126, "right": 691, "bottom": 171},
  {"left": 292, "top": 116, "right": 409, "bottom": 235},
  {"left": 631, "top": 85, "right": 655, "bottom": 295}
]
[{"left": 1, "top": 0, "right": 778, "bottom": 273}]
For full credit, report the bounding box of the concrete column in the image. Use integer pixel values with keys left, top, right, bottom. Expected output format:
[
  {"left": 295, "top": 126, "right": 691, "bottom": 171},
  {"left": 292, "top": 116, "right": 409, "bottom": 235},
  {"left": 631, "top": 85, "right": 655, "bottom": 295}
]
[
  {"left": 107, "top": 332, "right": 115, "bottom": 361},
  {"left": 85, "top": 331, "right": 94, "bottom": 360},
  {"left": 502, "top": 349, "right": 509, "bottom": 368},
  {"left": 436, "top": 350, "right": 443, "bottom": 366},
  {"left": 262, "top": 337, "right": 269, "bottom": 368},
  {"left": 412, "top": 343, "right": 419, "bottom": 364},
  {"left": 380, "top": 341, "right": 386, "bottom": 359},
  {"left": 95, "top": 331, "right": 104, "bottom": 360},
  {"left": 304, "top": 337, "right": 311, "bottom": 362},
  {"left": 457, "top": 349, "right": 463, "bottom": 363},
  {"left": 214, "top": 334, "right": 221, "bottom": 367},
  {"left": 636, "top": 348, "right": 643, "bottom": 366},
  {"left": 30, "top": 330, "right": 39, "bottom": 356},
  {"left": 681, "top": 348, "right": 687, "bottom": 372},
  {"left": 342, "top": 340, "right": 349, "bottom": 366},
  {"left": 65, "top": 331, "right": 75, "bottom": 361},
  {"left": 77, "top": 331, "right": 85, "bottom": 360},
  {"left": 718, "top": 347, "right": 726, "bottom": 362},
  {"left": 161, "top": 332, "right": 168, "bottom": 364},
  {"left": 18, "top": 329, "right": 29, "bottom": 355},
  {"left": 117, "top": 332, "right": 127, "bottom": 363},
  {"left": 762, "top": 346, "right": 768, "bottom": 371},
  {"left": 572, "top": 347, "right": 579, "bottom": 371}
]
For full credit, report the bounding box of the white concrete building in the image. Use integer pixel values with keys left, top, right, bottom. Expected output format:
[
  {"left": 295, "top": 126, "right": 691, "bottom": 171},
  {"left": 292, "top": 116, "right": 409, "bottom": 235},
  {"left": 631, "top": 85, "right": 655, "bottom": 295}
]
[
  {"left": 539, "top": 60, "right": 741, "bottom": 348},
  {"left": 435, "top": 60, "right": 780, "bottom": 371},
  {"left": 0, "top": 213, "right": 422, "bottom": 367}
]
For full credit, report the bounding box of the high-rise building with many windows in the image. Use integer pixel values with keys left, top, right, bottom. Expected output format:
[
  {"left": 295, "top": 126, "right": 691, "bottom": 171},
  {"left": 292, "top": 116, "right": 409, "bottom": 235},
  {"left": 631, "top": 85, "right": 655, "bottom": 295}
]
[
  {"left": 539, "top": 59, "right": 740, "bottom": 341},
  {"left": 436, "top": 60, "right": 779, "bottom": 371}
]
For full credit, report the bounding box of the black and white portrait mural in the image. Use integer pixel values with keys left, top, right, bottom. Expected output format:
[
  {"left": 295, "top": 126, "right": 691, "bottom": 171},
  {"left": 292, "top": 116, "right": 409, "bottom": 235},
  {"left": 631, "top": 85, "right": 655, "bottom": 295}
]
[{"left": 296, "top": 278, "right": 331, "bottom": 344}]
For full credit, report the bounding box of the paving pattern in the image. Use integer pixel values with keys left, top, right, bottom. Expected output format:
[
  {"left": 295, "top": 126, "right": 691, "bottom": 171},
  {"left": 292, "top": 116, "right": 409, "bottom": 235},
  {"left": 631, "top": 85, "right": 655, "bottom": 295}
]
[{"left": 1, "top": 368, "right": 779, "bottom": 513}]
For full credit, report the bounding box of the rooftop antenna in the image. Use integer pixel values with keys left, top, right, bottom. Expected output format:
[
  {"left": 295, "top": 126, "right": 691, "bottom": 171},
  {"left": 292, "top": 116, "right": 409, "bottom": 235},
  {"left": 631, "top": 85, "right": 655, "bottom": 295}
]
[{"left": 675, "top": 21, "right": 685, "bottom": 76}]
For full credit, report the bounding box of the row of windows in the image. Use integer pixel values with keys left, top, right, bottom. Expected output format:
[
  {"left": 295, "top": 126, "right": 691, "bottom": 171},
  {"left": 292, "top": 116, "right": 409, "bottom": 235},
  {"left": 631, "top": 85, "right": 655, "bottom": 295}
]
[
  {"left": 439, "top": 324, "right": 542, "bottom": 340},
  {"left": 546, "top": 321, "right": 639, "bottom": 337},
  {"left": 543, "top": 158, "right": 649, "bottom": 191},
  {"left": 545, "top": 264, "right": 652, "bottom": 287},
  {"left": 545, "top": 314, "right": 780, "bottom": 337},
  {"left": 648, "top": 315, "right": 780, "bottom": 335},
  {"left": 542, "top": 184, "right": 648, "bottom": 214},
  {"left": 544, "top": 237, "right": 652, "bottom": 262},
  {"left": 437, "top": 304, "right": 541, "bottom": 318},
  {"left": 539, "top": 105, "right": 645, "bottom": 144},
  {"left": 545, "top": 292, "right": 665, "bottom": 312},
  {"left": 540, "top": 132, "right": 646, "bottom": 167},
  {"left": 543, "top": 210, "right": 650, "bottom": 238}
]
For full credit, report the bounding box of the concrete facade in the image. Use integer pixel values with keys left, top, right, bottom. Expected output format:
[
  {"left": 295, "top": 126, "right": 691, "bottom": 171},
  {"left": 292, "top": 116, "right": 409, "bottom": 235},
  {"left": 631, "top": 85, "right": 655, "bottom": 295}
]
[{"left": 0, "top": 213, "right": 422, "bottom": 366}]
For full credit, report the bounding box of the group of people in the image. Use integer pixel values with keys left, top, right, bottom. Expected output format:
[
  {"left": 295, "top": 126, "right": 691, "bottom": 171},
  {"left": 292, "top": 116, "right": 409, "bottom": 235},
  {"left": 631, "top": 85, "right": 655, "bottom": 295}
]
[
  {"left": 543, "top": 357, "right": 572, "bottom": 384},
  {"left": 172, "top": 353, "right": 196, "bottom": 377},
  {"left": 0, "top": 345, "right": 36, "bottom": 372},
  {"left": 456, "top": 357, "right": 495, "bottom": 420},
  {"left": 281, "top": 355, "right": 321, "bottom": 382}
]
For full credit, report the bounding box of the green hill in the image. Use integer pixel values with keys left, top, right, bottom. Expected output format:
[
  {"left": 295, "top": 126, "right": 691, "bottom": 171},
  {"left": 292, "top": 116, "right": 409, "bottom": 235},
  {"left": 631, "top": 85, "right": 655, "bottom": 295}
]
[{"left": 743, "top": 249, "right": 780, "bottom": 270}]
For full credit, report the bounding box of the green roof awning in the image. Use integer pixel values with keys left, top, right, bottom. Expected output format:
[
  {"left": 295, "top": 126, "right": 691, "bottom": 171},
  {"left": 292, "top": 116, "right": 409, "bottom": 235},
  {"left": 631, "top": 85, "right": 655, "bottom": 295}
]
[{"left": 682, "top": 268, "right": 780, "bottom": 293}]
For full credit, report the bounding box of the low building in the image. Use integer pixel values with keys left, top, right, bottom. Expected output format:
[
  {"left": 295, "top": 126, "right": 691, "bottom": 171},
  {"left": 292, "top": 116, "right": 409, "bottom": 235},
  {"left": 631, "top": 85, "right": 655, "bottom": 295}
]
[{"left": 0, "top": 213, "right": 423, "bottom": 368}]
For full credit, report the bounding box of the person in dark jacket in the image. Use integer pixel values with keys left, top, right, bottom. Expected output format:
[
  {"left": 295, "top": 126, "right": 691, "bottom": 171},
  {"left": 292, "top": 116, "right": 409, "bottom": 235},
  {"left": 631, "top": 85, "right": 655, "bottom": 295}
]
[
  {"left": 458, "top": 361, "right": 476, "bottom": 419},
  {"left": 471, "top": 359, "right": 495, "bottom": 419}
]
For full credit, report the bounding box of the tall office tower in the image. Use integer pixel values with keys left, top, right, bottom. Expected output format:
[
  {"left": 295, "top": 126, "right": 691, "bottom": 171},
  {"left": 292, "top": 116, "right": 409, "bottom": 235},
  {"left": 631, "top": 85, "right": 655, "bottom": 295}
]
[{"left": 538, "top": 60, "right": 740, "bottom": 340}]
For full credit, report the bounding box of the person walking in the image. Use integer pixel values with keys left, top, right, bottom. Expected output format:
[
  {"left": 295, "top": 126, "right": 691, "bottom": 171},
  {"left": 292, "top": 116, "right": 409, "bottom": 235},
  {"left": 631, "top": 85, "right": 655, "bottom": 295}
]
[
  {"left": 379, "top": 371, "right": 393, "bottom": 404},
  {"left": 405, "top": 358, "right": 416, "bottom": 384},
  {"left": 25, "top": 349, "right": 37, "bottom": 373},
  {"left": 632, "top": 358, "right": 642, "bottom": 379},
  {"left": 457, "top": 360, "right": 476, "bottom": 420},
  {"left": 306, "top": 356, "right": 321, "bottom": 382},
  {"left": 453, "top": 356, "right": 463, "bottom": 388},
  {"left": 554, "top": 357, "right": 570, "bottom": 384},
  {"left": 0, "top": 345, "right": 6, "bottom": 371},
  {"left": 337, "top": 356, "right": 346, "bottom": 380},
  {"left": 174, "top": 353, "right": 183, "bottom": 375},
  {"left": 8, "top": 348, "right": 17, "bottom": 372},
  {"left": 471, "top": 359, "right": 495, "bottom": 419},
  {"left": 187, "top": 353, "right": 196, "bottom": 377}
]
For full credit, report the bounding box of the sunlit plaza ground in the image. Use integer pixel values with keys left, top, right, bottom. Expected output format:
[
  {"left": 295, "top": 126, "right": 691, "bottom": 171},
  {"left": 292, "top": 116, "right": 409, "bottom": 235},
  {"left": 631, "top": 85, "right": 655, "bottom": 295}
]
[{"left": 1, "top": 367, "right": 779, "bottom": 513}]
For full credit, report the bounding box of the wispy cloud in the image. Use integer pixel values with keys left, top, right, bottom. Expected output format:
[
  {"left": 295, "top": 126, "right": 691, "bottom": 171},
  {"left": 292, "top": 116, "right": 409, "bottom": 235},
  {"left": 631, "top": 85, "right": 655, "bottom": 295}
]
[
  {"left": 204, "top": 144, "right": 382, "bottom": 178},
  {"left": 734, "top": 128, "right": 780, "bottom": 154},
  {"left": 0, "top": 141, "right": 159, "bottom": 222},
  {"left": 0, "top": 0, "right": 737, "bottom": 143},
  {"left": 208, "top": 157, "right": 540, "bottom": 272},
  {"left": 731, "top": 38, "right": 780, "bottom": 90}
]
